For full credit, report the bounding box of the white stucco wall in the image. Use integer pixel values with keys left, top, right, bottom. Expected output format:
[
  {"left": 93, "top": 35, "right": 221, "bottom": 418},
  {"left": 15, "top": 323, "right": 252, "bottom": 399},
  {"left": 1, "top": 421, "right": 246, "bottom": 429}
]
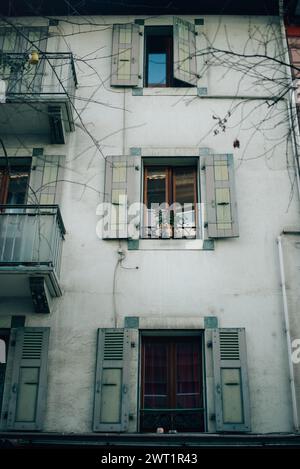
[{"left": 0, "top": 14, "right": 299, "bottom": 434}]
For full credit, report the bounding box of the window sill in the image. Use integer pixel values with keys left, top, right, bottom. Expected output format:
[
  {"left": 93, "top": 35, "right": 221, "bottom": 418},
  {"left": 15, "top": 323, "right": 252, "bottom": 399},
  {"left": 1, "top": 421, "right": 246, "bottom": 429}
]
[
  {"left": 128, "top": 239, "right": 214, "bottom": 251},
  {"left": 132, "top": 87, "right": 198, "bottom": 97}
]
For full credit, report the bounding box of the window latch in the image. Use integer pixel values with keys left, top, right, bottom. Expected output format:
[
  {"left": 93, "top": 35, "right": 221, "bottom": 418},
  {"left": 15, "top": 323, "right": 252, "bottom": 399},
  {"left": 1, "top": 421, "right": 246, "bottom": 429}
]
[{"left": 217, "top": 202, "right": 229, "bottom": 206}]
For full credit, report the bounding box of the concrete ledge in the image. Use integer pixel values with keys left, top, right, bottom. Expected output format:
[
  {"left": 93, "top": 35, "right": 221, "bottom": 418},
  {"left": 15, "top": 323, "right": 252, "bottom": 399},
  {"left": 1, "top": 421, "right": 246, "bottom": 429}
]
[{"left": 0, "top": 432, "right": 300, "bottom": 448}]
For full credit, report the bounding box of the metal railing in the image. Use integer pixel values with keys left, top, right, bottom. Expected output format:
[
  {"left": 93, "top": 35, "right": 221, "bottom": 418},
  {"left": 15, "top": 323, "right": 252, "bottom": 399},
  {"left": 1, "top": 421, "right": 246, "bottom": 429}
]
[
  {"left": 0, "top": 52, "right": 77, "bottom": 101},
  {"left": 0, "top": 205, "right": 65, "bottom": 277},
  {"left": 140, "top": 408, "right": 205, "bottom": 432}
]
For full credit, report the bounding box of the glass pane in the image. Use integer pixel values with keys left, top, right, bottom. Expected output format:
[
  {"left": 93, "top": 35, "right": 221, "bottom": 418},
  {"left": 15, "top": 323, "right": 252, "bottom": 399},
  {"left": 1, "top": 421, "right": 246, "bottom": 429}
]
[
  {"left": 2, "top": 30, "right": 17, "bottom": 52},
  {"left": 16, "top": 367, "right": 39, "bottom": 422},
  {"left": 143, "top": 341, "right": 168, "bottom": 409},
  {"left": 100, "top": 368, "right": 122, "bottom": 423},
  {"left": 176, "top": 341, "right": 201, "bottom": 409},
  {"left": 174, "top": 168, "right": 196, "bottom": 237},
  {"left": 146, "top": 169, "right": 166, "bottom": 207},
  {"left": 221, "top": 368, "right": 244, "bottom": 424},
  {"left": 148, "top": 53, "right": 167, "bottom": 86}
]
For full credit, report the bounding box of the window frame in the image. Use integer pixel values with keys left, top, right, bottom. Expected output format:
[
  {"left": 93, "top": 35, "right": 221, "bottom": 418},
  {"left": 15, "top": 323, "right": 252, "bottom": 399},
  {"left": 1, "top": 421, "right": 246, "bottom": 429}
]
[
  {"left": 143, "top": 25, "right": 195, "bottom": 89},
  {"left": 142, "top": 160, "right": 200, "bottom": 239},
  {"left": 0, "top": 158, "right": 31, "bottom": 206},
  {"left": 139, "top": 331, "right": 206, "bottom": 433}
]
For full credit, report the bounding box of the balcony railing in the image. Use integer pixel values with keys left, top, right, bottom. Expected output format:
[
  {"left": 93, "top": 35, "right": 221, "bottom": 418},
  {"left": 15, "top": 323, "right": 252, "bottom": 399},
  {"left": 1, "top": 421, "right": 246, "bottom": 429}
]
[
  {"left": 0, "top": 205, "right": 65, "bottom": 278},
  {"left": 140, "top": 408, "right": 205, "bottom": 432},
  {"left": 0, "top": 52, "right": 77, "bottom": 101}
]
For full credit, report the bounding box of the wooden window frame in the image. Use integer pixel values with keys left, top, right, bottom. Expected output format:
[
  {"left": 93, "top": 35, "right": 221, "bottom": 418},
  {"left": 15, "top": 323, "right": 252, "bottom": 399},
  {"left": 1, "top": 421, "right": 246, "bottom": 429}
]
[
  {"left": 140, "top": 334, "right": 205, "bottom": 432},
  {"left": 143, "top": 165, "right": 198, "bottom": 239}
]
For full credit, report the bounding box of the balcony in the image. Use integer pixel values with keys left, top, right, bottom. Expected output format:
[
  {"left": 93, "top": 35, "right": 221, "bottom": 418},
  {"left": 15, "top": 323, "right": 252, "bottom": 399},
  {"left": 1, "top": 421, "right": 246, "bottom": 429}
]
[
  {"left": 0, "top": 205, "right": 66, "bottom": 314},
  {"left": 0, "top": 52, "right": 77, "bottom": 143}
]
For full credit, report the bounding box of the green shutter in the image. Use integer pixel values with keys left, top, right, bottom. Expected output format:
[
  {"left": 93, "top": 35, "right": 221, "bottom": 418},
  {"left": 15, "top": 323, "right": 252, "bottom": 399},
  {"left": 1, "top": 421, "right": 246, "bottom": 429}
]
[
  {"left": 212, "top": 328, "right": 251, "bottom": 432},
  {"left": 111, "top": 24, "right": 140, "bottom": 87},
  {"left": 173, "top": 17, "right": 197, "bottom": 86},
  {"left": 29, "top": 154, "right": 64, "bottom": 205},
  {"left": 7, "top": 327, "right": 50, "bottom": 431},
  {"left": 93, "top": 328, "right": 130, "bottom": 432},
  {"left": 204, "top": 154, "right": 239, "bottom": 238},
  {"left": 103, "top": 154, "right": 140, "bottom": 239}
]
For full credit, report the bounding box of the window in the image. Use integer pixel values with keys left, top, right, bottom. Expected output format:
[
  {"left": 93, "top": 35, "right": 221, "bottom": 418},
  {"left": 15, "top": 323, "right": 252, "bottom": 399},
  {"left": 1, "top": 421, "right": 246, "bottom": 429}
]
[
  {"left": 143, "top": 163, "right": 198, "bottom": 238},
  {"left": 145, "top": 26, "right": 189, "bottom": 88},
  {"left": 0, "top": 158, "right": 31, "bottom": 205},
  {"left": 103, "top": 153, "right": 239, "bottom": 240},
  {"left": 140, "top": 335, "right": 205, "bottom": 432},
  {"left": 111, "top": 18, "right": 197, "bottom": 88}
]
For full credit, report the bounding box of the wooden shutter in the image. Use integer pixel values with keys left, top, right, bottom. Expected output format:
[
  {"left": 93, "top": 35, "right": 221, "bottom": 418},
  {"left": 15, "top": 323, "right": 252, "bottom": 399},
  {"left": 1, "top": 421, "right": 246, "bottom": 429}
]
[
  {"left": 29, "top": 155, "right": 64, "bottom": 205},
  {"left": 173, "top": 17, "right": 197, "bottom": 86},
  {"left": 111, "top": 24, "right": 140, "bottom": 87},
  {"left": 104, "top": 154, "right": 140, "bottom": 239},
  {"left": 7, "top": 327, "right": 50, "bottom": 431},
  {"left": 93, "top": 328, "right": 130, "bottom": 432},
  {"left": 204, "top": 154, "right": 239, "bottom": 238},
  {"left": 212, "top": 328, "right": 251, "bottom": 432}
]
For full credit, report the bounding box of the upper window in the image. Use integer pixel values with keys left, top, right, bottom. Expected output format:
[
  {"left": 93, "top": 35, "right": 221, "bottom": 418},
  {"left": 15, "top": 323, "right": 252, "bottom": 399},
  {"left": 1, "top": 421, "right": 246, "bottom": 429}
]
[
  {"left": 143, "top": 163, "right": 198, "bottom": 239},
  {"left": 145, "top": 26, "right": 190, "bottom": 88},
  {"left": 111, "top": 18, "right": 198, "bottom": 88}
]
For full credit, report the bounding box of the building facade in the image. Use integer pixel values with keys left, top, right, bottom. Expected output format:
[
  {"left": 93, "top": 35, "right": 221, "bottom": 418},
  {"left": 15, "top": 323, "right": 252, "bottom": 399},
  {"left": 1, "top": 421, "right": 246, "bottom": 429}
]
[{"left": 0, "top": 1, "right": 300, "bottom": 444}]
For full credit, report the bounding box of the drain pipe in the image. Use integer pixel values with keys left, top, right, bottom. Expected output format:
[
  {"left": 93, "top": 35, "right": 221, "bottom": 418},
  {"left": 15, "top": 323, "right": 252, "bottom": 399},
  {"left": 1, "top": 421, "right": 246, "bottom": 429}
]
[{"left": 277, "top": 234, "right": 299, "bottom": 432}]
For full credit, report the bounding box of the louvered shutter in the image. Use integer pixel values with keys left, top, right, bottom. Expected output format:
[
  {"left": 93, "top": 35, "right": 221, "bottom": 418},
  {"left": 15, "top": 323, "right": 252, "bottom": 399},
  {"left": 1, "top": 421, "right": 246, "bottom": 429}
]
[
  {"left": 212, "top": 328, "right": 251, "bottom": 432},
  {"left": 7, "top": 327, "right": 50, "bottom": 430},
  {"left": 103, "top": 155, "right": 140, "bottom": 239},
  {"left": 93, "top": 328, "right": 130, "bottom": 432},
  {"left": 111, "top": 24, "right": 140, "bottom": 87},
  {"left": 173, "top": 17, "right": 197, "bottom": 86},
  {"left": 29, "top": 154, "right": 64, "bottom": 205},
  {"left": 204, "top": 154, "right": 239, "bottom": 238}
]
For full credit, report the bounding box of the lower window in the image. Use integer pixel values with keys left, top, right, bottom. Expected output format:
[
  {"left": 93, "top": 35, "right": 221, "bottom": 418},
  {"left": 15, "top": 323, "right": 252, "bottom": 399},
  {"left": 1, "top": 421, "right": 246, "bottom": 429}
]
[{"left": 140, "top": 334, "right": 205, "bottom": 432}]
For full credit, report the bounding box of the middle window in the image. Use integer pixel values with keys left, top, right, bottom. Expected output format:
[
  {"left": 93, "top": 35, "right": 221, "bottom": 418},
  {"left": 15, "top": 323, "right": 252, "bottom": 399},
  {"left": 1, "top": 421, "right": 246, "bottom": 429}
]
[{"left": 143, "top": 162, "right": 198, "bottom": 239}]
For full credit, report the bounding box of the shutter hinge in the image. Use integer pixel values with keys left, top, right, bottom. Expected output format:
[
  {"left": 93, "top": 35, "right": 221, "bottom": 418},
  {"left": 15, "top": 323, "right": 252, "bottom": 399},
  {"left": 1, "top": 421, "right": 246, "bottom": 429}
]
[{"left": 201, "top": 165, "right": 206, "bottom": 170}]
